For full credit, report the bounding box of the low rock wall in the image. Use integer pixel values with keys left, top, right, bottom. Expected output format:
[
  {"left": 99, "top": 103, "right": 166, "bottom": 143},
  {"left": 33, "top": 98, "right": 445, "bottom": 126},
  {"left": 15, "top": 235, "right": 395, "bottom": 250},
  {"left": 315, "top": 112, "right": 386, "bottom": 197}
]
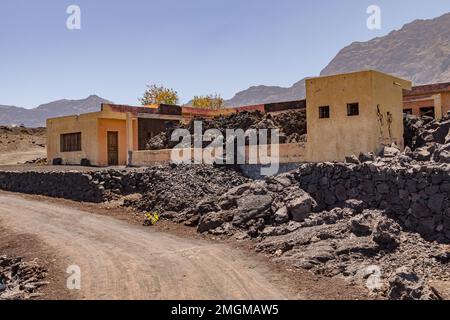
[{"left": 294, "top": 162, "right": 450, "bottom": 241}]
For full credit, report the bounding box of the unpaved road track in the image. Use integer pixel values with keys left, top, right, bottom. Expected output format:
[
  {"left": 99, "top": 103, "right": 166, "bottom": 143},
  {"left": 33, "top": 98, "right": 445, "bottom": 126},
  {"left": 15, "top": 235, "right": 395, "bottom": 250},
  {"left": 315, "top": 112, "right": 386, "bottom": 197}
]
[{"left": 0, "top": 192, "right": 293, "bottom": 300}]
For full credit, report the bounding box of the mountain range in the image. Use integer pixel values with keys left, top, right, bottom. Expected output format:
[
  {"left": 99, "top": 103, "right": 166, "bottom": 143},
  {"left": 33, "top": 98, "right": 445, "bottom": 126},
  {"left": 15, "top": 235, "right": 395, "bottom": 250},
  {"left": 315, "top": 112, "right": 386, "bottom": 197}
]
[
  {"left": 0, "top": 95, "right": 111, "bottom": 127},
  {"left": 2, "top": 12, "right": 450, "bottom": 126},
  {"left": 224, "top": 12, "right": 450, "bottom": 106}
]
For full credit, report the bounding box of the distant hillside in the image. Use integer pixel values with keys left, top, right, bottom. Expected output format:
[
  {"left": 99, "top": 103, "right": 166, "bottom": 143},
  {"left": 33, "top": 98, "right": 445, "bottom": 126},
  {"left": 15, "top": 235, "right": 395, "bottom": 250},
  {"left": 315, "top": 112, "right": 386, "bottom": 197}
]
[
  {"left": 0, "top": 95, "right": 112, "bottom": 127},
  {"left": 225, "top": 79, "right": 306, "bottom": 107},
  {"left": 321, "top": 12, "right": 450, "bottom": 83},
  {"left": 225, "top": 12, "right": 450, "bottom": 106}
]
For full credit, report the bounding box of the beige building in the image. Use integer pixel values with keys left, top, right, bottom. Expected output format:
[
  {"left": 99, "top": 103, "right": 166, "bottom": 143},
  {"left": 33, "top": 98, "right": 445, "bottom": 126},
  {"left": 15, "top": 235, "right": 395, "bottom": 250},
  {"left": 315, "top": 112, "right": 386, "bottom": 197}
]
[
  {"left": 403, "top": 82, "right": 450, "bottom": 119},
  {"left": 46, "top": 101, "right": 306, "bottom": 166},
  {"left": 306, "top": 70, "right": 412, "bottom": 162},
  {"left": 47, "top": 104, "right": 184, "bottom": 166},
  {"left": 47, "top": 70, "right": 411, "bottom": 166}
]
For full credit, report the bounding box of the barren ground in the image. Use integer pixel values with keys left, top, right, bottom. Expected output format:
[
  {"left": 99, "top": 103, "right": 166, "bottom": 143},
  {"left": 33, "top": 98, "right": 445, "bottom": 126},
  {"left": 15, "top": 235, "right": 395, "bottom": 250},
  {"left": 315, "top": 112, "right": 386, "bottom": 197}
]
[
  {"left": 0, "top": 127, "right": 46, "bottom": 165},
  {"left": 0, "top": 190, "right": 367, "bottom": 300}
]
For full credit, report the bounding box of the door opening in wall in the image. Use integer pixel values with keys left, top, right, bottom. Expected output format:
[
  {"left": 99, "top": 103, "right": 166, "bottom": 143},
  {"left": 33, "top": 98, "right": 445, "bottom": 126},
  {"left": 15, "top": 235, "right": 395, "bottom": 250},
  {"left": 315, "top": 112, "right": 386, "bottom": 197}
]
[{"left": 107, "top": 131, "right": 119, "bottom": 166}]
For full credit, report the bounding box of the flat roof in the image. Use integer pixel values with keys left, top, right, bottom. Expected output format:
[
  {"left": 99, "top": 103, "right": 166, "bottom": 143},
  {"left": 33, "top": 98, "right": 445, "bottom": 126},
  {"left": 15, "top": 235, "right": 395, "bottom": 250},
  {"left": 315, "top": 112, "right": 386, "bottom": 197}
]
[
  {"left": 46, "top": 100, "right": 307, "bottom": 123},
  {"left": 403, "top": 81, "right": 450, "bottom": 97},
  {"left": 307, "top": 69, "right": 412, "bottom": 89}
]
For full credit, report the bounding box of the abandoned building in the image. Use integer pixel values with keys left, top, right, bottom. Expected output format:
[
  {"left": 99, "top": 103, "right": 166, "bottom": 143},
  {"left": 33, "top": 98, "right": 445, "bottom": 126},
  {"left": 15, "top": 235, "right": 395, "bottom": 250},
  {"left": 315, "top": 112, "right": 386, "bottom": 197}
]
[
  {"left": 46, "top": 100, "right": 306, "bottom": 166},
  {"left": 306, "top": 70, "right": 411, "bottom": 162},
  {"left": 403, "top": 81, "right": 450, "bottom": 119},
  {"left": 46, "top": 70, "right": 411, "bottom": 166}
]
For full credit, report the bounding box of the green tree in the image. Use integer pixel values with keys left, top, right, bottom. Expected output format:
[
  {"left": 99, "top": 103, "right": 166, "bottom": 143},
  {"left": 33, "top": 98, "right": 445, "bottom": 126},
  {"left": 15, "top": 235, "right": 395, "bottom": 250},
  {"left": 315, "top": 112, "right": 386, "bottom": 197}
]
[
  {"left": 139, "top": 84, "right": 179, "bottom": 105},
  {"left": 191, "top": 93, "right": 224, "bottom": 110}
]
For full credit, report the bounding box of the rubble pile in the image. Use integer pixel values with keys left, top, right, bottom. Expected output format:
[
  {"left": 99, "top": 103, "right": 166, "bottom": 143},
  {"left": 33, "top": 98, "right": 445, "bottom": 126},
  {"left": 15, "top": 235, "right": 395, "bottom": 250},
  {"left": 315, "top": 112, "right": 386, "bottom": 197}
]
[
  {"left": 0, "top": 165, "right": 249, "bottom": 203},
  {"left": 137, "top": 168, "right": 450, "bottom": 300},
  {"left": 124, "top": 165, "right": 250, "bottom": 223},
  {"left": 146, "top": 110, "right": 307, "bottom": 150},
  {"left": 403, "top": 115, "right": 434, "bottom": 149},
  {"left": 0, "top": 255, "right": 48, "bottom": 300},
  {"left": 403, "top": 115, "right": 450, "bottom": 163},
  {"left": 257, "top": 206, "right": 448, "bottom": 300},
  {"left": 195, "top": 174, "right": 317, "bottom": 236}
]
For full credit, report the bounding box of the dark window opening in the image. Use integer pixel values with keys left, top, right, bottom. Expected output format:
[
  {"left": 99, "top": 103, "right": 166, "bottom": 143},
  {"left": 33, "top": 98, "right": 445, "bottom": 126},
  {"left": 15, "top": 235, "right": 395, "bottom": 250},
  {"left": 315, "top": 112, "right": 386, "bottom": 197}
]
[
  {"left": 403, "top": 109, "right": 413, "bottom": 115},
  {"left": 420, "top": 107, "right": 435, "bottom": 118},
  {"left": 347, "top": 103, "right": 359, "bottom": 116},
  {"left": 60, "top": 132, "right": 82, "bottom": 152},
  {"left": 138, "top": 118, "right": 176, "bottom": 150},
  {"left": 319, "top": 106, "right": 330, "bottom": 119}
]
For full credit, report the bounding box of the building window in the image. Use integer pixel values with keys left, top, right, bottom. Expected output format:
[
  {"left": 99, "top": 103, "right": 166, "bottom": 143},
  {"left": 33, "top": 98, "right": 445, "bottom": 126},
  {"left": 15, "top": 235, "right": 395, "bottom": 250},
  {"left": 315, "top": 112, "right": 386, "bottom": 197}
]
[
  {"left": 420, "top": 107, "right": 435, "bottom": 118},
  {"left": 347, "top": 103, "right": 359, "bottom": 116},
  {"left": 403, "top": 109, "right": 413, "bottom": 115},
  {"left": 60, "top": 132, "right": 82, "bottom": 152},
  {"left": 319, "top": 106, "right": 330, "bottom": 119}
]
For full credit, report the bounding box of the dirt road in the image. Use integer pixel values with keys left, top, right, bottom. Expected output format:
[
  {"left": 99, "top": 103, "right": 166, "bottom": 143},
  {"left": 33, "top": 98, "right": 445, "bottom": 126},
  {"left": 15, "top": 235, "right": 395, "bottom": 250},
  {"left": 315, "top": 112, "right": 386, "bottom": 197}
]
[{"left": 0, "top": 192, "right": 296, "bottom": 300}]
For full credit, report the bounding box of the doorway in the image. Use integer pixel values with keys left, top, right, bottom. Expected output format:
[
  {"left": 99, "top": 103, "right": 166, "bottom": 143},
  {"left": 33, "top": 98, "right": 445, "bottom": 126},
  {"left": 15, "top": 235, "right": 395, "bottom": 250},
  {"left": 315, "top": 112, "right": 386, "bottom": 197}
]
[{"left": 107, "top": 131, "right": 119, "bottom": 166}]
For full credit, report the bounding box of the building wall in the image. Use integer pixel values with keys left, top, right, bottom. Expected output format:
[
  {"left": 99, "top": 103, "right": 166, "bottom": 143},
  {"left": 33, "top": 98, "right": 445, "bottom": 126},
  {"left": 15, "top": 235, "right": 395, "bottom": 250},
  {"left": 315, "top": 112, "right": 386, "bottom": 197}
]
[
  {"left": 306, "top": 70, "right": 409, "bottom": 162},
  {"left": 371, "top": 71, "right": 405, "bottom": 149},
  {"left": 47, "top": 109, "right": 139, "bottom": 166},
  {"left": 46, "top": 72, "right": 409, "bottom": 167},
  {"left": 130, "top": 143, "right": 307, "bottom": 167},
  {"left": 97, "top": 118, "right": 129, "bottom": 166},
  {"left": 403, "top": 97, "right": 437, "bottom": 116},
  {"left": 403, "top": 89, "right": 450, "bottom": 119},
  {"left": 403, "top": 94, "right": 443, "bottom": 118},
  {"left": 306, "top": 71, "right": 374, "bottom": 162},
  {"left": 46, "top": 113, "right": 100, "bottom": 165},
  {"left": 441, "top": 92, "right": 450, "bottom": 116}
]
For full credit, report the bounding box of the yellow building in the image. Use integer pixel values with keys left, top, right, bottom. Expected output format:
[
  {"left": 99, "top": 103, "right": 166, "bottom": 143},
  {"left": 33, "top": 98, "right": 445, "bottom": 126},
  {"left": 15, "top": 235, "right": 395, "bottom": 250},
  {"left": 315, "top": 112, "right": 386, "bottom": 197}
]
[
  {"left": 47, "top": 100, "right": 307, "bottom": 166},
  {"left": 403, "top": 82, "right": 450, "bottom": 119},
  {"left": 306, "top": 70, "right": 412, "bottom": 162},
  {"left": 47, "top": 70, "right": 412, "bottom": 166},
  {"left": 47, "top": 104, "right": 184, "bottom": 166}
]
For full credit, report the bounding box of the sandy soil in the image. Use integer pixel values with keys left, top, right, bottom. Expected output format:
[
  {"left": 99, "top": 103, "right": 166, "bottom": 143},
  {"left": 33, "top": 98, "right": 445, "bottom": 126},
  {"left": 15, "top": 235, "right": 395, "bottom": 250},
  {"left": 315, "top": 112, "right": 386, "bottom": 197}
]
[
  {"left": 0, "top": 126, "right": 46, "bottom": 165},
  {"left": 0, "top": 191, "right": 368, "bottom": 300},
  {"left": 0, "top": 192, "right": 295, "bottom": 300},
  {"left": 0, "top": 149, "right": 47, "bottom": 165}
]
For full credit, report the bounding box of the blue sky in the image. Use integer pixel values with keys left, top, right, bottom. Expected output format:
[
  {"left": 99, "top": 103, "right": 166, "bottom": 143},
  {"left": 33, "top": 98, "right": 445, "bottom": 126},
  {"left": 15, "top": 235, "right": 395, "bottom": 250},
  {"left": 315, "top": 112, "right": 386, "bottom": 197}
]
[{"left": 1, "top": 0, "right": 450, "bottom": 108}]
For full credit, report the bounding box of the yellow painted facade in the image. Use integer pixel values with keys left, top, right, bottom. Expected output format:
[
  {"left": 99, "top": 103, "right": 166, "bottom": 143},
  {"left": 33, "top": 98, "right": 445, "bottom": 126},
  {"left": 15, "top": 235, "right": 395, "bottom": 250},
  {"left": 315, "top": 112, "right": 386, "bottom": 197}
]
[
  {"left": 306, "top": 70, "right": 411, "bottom": 162},
  {"left": 47, "top": 106, "right": 139, "bottom": 166},
  {"left": 403, "top": 82, "right": 450, "bottom": 119},
  {"left": 47, "top": 70, "right": 412, "bottom": 166},
  {"left": 131, "top": 143, "right": 308, "bottom": 166}
]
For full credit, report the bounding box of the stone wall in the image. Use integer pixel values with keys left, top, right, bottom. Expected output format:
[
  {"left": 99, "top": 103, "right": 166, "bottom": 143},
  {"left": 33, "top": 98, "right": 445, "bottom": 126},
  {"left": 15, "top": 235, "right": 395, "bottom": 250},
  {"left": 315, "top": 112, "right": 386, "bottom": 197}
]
[
  {"left": 239, "top": 163, "right": 300, "bottom": 180},
  {"left": 294, "top": 162, "right": 450, "bottom": 242},
  {"left": 0, "top": 169, "right": 151, "bottom": 203},
  {"left": 0, "top": 171, "right": 107, "bottom": 202},
  {"left": 0, "top": 166, "right": 246, "bottom": 208},
  {"left": 2, "top": 162, "right": 449, "bottom": 242}
]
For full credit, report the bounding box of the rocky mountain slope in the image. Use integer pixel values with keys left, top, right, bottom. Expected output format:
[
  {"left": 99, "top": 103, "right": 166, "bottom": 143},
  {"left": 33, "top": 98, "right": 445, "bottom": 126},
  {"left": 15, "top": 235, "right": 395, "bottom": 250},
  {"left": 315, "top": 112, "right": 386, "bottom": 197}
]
[
  {"left": 321, "top": 12, "right": 450, "bottom": 83},
  {"left": 225, "top": 79, "right": 306, "bottom": 107},
  {"left": 225, "top": 12, "right": 450, "bottom": 106},
  {"left": 0, "top": 95, "right": 111, "bottom": 127}
]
